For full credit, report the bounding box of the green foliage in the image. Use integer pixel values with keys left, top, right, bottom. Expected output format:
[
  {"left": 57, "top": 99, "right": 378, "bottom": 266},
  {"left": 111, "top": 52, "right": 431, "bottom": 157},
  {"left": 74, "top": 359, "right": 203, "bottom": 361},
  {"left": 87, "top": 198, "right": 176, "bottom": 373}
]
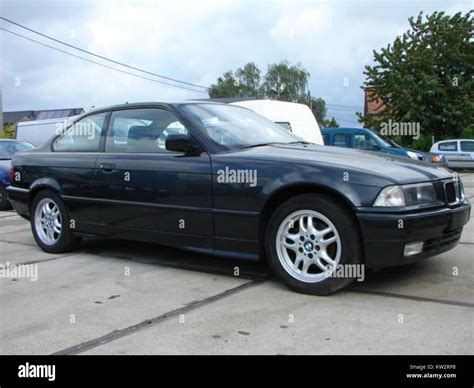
[
  {"left": 323, "top": 117, "right": 339, "bottom": 128},
  {"left": 209, "top": 61, "right": 339, "bottom": 127},
  {"left": 208, "top": 62, "right": 262, "bottom": 98},
  {"left": 261, "top": 61, "right": 309, "bottom": 102},
  {"left": 359, "top": 11, "right": 474, "bottom": 145},
  {"left": 0, "top": 124, "right": 15, "bottom": 139},
  {"left": 410, "top": 134, "right": 433, "bottom": 152}
]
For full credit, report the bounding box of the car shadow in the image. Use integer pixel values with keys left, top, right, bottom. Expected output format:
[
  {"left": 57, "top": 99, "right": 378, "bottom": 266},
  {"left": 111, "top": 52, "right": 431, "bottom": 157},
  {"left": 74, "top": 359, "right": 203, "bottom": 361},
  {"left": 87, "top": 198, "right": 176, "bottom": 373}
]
[
  {"left": 77, "top": 238, "right": 273, "bottom": 280},
  {"left": 76, "top": 238, "right": 428, "bottom": 290}
]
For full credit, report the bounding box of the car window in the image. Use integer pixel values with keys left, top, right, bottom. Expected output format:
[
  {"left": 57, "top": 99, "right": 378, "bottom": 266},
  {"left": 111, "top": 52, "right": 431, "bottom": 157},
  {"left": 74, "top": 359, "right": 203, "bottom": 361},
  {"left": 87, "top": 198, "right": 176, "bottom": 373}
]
[
  {"left": 53, "top": 113, "right": 107, "bottom": 152},
  {"left": 275, "top": 122, "right": 292, "bottom": 131},
  {"left": 333, "top": 133, "right": 351, "bottom": 148},
  {"left": 105, "top": 108, "right": 189, "bottom": 153},
  {"left": 438, "top": 141, "right": 457, "bottom": 151},
  {"left": 460, "top": 141, "right": 474, "bottom": 152},
  {"left": 354, "top": 134, "right": 380, "bottom": 150},
  {"left": 0, "top": 141, "right": 34, "bottom": 158},
  {"left": 322, "top": 134, "right": 329, "bottom": 145}
]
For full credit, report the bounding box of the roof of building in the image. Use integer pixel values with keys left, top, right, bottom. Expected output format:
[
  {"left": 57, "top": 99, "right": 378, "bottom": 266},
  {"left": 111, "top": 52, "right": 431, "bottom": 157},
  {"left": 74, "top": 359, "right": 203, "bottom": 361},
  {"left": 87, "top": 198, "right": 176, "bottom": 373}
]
[{"left": 3, "top": 108, "right": 84, "bottom": 125}]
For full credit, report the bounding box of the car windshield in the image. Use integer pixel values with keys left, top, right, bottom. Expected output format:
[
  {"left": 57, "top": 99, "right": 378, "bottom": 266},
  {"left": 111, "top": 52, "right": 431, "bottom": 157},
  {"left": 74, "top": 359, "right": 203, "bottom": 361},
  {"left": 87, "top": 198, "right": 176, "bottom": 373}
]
[
  {"left": 370, "top": 130, "right": 401, "bottom": 148},
  {"left": 180, "top": 104, "right": 301, "bottom": 150},
  {"left": 0, "top": 141, "right": 35, "bottom": 159}
]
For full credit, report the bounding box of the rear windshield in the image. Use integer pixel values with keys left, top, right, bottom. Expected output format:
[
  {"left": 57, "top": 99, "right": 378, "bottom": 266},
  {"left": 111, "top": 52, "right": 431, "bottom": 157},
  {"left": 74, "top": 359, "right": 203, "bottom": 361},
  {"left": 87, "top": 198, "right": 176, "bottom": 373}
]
[{"left": 0, "top": 141, "right": 35, "bottom": 159}]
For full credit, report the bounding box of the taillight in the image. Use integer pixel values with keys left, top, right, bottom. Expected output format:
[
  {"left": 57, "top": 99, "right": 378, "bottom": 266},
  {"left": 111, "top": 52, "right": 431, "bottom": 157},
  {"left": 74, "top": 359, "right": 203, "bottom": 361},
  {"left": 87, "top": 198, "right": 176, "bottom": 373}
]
[{"left": 9, "top": 164, "right": 15, "bottom": 183}]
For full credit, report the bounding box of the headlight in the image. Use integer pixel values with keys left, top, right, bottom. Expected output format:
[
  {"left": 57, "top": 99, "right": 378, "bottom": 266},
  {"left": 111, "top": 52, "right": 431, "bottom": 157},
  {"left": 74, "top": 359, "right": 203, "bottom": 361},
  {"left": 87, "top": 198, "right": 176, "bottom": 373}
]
[
  {"left": 431, "top": 155, "right": 443, "bottom": 163},
  {"left": 374, "top": 183, "right": 437, "bottom": 207},
  {"left": 407, "top": 151, "right": 422, "bottom": 160},
  {"left": 374, "top": 185, "right": 405, "bottom": 207}
]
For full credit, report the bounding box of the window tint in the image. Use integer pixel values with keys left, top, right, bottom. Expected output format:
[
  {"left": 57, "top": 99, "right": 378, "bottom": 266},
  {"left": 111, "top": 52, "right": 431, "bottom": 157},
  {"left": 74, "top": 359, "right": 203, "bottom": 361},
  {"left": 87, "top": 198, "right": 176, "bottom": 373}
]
[
  {"left": 322, "top": 134, "right": 329, "bottom": 145},
  {"left": 105, "top": 108, "right": 189, "bottom": 153},
  {"left": 53, "top": 113, "right": 107, "bottom": 152},
  {"left": 333, "top": 133, "right": 351, "bottom": 148},
  {"left": 438, "top": 141, "right": 457, "bottom": 151},
  {"left": 460, "top": 141, "right": 474, "bottom": 152},
  {"left": 354, "top": 134, "right": 380, "bottom": 150}
]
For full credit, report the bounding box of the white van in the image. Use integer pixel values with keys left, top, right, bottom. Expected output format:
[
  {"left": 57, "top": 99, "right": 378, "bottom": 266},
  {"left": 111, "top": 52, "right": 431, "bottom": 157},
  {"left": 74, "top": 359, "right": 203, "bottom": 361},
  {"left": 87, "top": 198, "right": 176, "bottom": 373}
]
[
  {"left": 15, "top": 116, "right": 79, "bottom": 147},
  {"left": 430, "top": 139, "right": 474, "bottom": 169},
  {"left": 231, "top": 99, "right": 324, "bottom": 145}
]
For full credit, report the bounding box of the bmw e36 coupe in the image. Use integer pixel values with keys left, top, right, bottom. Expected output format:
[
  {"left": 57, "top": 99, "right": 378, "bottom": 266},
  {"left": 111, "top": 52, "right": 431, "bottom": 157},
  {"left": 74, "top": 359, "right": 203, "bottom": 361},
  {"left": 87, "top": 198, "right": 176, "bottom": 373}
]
[{"left": 7, "top": 102, "right": 471, "bottom": 295}]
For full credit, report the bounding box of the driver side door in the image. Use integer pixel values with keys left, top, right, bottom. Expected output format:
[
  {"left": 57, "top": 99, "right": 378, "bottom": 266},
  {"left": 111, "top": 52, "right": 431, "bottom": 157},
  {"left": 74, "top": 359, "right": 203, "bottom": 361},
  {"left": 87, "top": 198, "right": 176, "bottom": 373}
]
[{"left": 95, "top": 107, "right": 213, "bottom": 249}]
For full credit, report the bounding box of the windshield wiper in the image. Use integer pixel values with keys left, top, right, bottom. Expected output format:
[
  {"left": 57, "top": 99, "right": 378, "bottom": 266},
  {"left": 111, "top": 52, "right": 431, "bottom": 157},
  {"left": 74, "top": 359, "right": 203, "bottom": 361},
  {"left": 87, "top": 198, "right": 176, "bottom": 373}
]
[
  {"left": 288, "top": 141, "right": 311, "bottom": 145},
  {"left": 241, "top": 142, "right": 286, "bottom": 149}
]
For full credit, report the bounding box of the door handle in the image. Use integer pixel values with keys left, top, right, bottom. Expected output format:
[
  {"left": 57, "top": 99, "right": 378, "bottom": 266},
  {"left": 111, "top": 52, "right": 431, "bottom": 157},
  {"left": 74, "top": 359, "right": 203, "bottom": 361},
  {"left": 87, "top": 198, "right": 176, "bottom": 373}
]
[{"left": 99, "top": 163, "right": 116, "bottom": 172}]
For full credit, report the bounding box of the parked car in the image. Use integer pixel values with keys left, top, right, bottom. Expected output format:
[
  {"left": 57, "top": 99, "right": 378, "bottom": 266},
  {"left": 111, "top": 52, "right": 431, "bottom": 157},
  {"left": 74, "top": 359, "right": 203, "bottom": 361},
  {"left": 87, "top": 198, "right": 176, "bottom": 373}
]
[
  {"left": 16, "top": 116, "right": 78, "bottom": 147},
  {"left": 231, "top": 99, "right": 324, "bottom": 145},
  {"left": 0, "top": 139, "right": 35, "bottom": 210},
  {"left": 322, "top": 127, "right": 446, "bottom": 165},
  {"left": 430, "top": 139, "right": 474, "bottom": 169},
  {"left": 7, "top": 102, "right": 470, "bottom": 295}
]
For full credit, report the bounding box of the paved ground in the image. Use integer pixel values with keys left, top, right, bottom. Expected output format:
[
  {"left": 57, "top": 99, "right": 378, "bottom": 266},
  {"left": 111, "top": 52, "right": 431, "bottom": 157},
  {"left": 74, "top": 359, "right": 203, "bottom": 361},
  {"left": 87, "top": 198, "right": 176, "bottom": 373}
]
[{"left": 0, "top": 173, "right": 473, "bottom": 355}]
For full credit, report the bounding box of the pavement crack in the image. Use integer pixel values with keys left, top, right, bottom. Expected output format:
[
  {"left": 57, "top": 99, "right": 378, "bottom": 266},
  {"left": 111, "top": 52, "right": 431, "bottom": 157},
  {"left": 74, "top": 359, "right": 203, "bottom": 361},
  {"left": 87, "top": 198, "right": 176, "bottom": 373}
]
[
  {"left": 52, "top": 279, "right": 265, "bottom": 355},
  {"left": 348, "top": 288, "right": 474, "bottom": 308}
]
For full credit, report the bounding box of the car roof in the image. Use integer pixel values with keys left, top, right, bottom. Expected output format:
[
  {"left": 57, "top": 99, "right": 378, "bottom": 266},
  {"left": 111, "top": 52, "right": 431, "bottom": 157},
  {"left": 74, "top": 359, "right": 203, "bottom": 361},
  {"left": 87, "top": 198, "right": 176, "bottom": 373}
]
[
  {"left": 434, "top": 139, "right": 474, "bottom": 144},
  {"left": 0, "top": 139, "right": 32, "bottom": 143},
  {"left": 86, "top": 101, "right": 227, "bottom": 113}
]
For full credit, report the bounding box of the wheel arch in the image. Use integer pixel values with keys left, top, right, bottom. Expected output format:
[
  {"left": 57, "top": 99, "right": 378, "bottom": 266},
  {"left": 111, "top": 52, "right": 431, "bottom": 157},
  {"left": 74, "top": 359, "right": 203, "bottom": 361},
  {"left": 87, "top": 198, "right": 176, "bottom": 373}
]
[
  {"left": 28, "top": 178, "right": 62, "bottom": 206},
  {"left": 258, "top": 183, "right": 363, "bottom": 261}
]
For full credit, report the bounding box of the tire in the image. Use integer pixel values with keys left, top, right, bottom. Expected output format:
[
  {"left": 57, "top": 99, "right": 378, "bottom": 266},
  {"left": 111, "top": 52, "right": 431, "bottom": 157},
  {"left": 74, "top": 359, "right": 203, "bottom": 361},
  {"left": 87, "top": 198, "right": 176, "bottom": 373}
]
[
  {"left": 30, "top": 190, "right": 81, "bottom": 253},
  {"left": 0, "top": 186, "right": 12, "bottom": 210},
  {"left": 265, "top": 193, "right": 363, "bottom": 295}
]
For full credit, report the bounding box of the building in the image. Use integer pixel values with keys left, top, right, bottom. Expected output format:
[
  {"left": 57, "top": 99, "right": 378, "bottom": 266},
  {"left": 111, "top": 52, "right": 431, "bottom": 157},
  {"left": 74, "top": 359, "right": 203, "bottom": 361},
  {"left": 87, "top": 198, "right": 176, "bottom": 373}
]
[
  {"left": 3, "top": 108, "right": 84, "bottom": 126},
  {"left": 363, "top": 89, "right": 385, "bottom": 117}
]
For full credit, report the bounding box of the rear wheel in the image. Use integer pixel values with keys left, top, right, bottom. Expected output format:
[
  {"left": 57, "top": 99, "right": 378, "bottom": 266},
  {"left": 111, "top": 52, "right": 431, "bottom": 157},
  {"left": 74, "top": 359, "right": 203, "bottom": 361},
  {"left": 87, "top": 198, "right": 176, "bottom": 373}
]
[
  {"left": 0, "top": 186, "right": 12, "bottom": 210},
  {"left": 265, "top": 194, "right": 363, "bottom": 295},
  {"left": 31, "top": 190, "right": 81, "bottom": 253}
]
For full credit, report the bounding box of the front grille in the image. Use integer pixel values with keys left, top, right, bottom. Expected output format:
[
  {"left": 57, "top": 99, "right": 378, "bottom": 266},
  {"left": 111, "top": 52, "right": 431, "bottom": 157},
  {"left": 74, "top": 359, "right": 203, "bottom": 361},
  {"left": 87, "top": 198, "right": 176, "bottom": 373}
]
[
  {"left": 423, "top": 228, "right": 462, "bottom": 253},
  {"left": 444, "top": 180, "right": 462, "bottom": 204}
]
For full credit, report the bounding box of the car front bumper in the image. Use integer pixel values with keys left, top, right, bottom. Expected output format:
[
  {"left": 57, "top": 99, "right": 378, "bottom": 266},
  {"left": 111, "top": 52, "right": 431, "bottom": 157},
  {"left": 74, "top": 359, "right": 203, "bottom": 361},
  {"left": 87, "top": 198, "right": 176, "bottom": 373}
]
[{"left": 356, "top": 200, "right": 471, "bottom": 269}]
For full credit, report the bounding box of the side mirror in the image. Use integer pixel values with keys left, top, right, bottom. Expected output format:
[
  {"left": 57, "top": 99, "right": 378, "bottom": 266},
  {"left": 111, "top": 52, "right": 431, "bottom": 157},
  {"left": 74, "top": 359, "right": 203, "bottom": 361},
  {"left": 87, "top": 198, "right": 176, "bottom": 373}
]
[{"left": 165, "top": 135, "right": 200, "bottom": 154}]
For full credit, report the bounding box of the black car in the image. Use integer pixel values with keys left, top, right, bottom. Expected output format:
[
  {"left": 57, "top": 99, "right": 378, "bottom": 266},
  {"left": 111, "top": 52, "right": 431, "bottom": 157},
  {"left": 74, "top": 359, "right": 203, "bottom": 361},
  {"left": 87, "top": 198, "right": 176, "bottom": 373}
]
[{"left": 7, "top": 102, "right": 471, "bottom": 295}]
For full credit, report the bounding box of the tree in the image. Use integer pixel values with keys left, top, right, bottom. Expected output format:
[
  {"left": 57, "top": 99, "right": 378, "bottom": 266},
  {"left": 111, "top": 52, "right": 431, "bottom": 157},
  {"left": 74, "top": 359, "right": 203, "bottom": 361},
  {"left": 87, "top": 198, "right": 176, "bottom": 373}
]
[
  {"left": 261, "top": 61, "right": 309, "bottom": 102},
  {"left": 209, "top": 61, "right": 339, "bottom": 127},
  {"left": 323, "top": 117, "right": 339, "bottom": 128},
  {"left": 297, "top": 95, "right": 326, "bottom": 124},
  {"left": 359, "top": 11, "right": 474, "bottom": 144},
  {"left": 209, "top": 62, "right": 262, "bottom": 98},
  {"left": 0, "top": 124, "right": 15, "bottom": 139}
]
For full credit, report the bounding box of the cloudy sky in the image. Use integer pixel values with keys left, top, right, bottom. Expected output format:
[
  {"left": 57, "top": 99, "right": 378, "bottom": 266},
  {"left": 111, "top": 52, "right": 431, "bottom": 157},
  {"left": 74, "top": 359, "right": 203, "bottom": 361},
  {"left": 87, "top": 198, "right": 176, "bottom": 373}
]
[{"left": 1, "top": 0, "right": 471, "bottom": 126}]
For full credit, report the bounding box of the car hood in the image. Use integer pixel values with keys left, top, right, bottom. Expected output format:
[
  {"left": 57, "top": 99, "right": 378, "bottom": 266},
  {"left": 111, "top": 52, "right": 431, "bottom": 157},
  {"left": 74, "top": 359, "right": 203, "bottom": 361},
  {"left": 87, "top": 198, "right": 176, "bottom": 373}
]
[{"left": 234, "top": 143, "right": 453, "bottom": 184}]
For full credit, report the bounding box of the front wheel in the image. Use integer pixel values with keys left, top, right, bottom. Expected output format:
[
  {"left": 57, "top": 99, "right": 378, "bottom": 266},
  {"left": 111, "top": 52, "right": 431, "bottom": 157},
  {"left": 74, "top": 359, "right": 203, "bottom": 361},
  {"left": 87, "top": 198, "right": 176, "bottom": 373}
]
[
  {"left": 31, "top": 190, "right": 81, "bottom": 253},
  {"left": 265, "top": 194, "right": 363, "bottom": 295}
]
